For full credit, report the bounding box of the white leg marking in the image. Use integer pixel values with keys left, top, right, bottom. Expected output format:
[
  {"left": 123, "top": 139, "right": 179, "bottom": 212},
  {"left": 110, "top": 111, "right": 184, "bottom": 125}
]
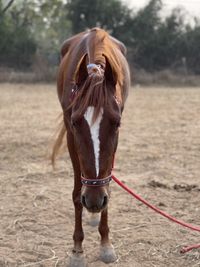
[
  {"left": 99, "top": 244, "right": 117, "bottom": 263},
  {"left": 67, "top": 253, "right": 88, "bottom": 267},
  {"left": 84, "top": 106, "right": 103, "bottom": 177}
]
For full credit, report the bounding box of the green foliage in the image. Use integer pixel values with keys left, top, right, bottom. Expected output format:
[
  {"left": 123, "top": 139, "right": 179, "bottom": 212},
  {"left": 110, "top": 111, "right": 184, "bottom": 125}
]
[
  {"left": 131, "top": 6, "right": 186, "bottom": 70},
  {"left": 126, "top": 0, "right": 163, "bottom": 69},
  {"left": 0, "top": 0, "right": 36, "bottom": 68},
  {"left": 0, "top": 0, "right": 71, "bottom": 69},
  {"left": 31, "top": 0, "right": 72, "bottom": 55},
  {"left": 66, "top": 0, "right": 131, "bottom": 34},
  {"left": 183, "top": 24, "right": 200, "bottom": 74},
  {"left": 0, "top": 0, "right": 200, "bottom": 74}
]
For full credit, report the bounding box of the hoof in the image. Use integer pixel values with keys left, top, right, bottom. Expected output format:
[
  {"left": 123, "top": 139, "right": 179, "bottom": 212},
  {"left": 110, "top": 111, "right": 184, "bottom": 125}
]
[
  {"left": 88, "top": 213, "right": 100, "bottom": 227},
  {"left": 67, "top": 253, "right": 88, "bottom": 267},
  {"left": 99, "top": 244, "right": 117, "bottom": 264}
]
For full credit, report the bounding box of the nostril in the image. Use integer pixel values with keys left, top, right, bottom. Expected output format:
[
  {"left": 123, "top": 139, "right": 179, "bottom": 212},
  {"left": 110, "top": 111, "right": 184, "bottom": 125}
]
[
  {"left": 102, "top": 195, "right": 108, "bottom": 208},
  {"left": 81, "top": 195, "right": 86, "bottom": 207}
]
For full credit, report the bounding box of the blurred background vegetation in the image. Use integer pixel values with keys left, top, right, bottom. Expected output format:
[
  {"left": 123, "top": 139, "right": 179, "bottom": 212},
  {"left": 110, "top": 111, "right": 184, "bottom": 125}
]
[{"left": 0, "top": 0, "right": 200, "bottom": 85}]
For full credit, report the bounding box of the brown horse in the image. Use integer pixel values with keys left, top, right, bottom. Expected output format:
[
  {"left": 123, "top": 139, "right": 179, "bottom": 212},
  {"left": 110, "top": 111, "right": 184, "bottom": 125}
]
[{"left": 52, "top": 28, "right": 130, "bottom": 266}]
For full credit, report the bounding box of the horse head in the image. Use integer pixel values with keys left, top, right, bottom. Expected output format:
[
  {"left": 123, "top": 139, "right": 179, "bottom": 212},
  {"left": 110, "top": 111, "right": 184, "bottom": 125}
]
[{"left": 70, "top": 55, "right": 122, "bottom": 213}]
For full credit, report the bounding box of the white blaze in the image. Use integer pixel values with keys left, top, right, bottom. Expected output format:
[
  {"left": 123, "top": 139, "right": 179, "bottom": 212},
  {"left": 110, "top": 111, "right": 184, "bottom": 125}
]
[{"left": 84, "top": 106, "right": 103, "bottom": 177}]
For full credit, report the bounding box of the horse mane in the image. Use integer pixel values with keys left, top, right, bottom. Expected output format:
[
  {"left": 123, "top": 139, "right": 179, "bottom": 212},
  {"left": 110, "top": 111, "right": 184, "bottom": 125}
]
[
  {"left": 71, "top": 68, "right": 107, "bottom": 123},
  {"left": 71, "top": 28, "right": 124, "bottom": 119},
  {"left": 51, "top": 28, "right": 125, "bottom": 165}
]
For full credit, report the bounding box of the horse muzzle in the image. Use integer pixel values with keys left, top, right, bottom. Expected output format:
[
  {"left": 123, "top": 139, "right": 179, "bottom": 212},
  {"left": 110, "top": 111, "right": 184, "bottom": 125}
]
[{"left": 81, "top": 193, "right": 108, "bottom": 213}]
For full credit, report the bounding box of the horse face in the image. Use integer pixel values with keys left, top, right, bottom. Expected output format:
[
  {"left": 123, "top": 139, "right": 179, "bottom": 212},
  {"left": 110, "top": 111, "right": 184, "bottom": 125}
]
[{"left": 71, "top": 98, "right": 121, "bottom": 213}]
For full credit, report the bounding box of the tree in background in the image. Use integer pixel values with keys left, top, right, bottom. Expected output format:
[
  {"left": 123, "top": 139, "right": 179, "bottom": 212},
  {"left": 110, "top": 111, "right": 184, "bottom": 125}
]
[
  {"left": 0, "top": 0, "right": 200, "bottom": 75},
  {"left": 0, "top": 0, "right": 36, "bottom": 68},
  {"left": 183, "top": 23, "right": 200, "bottom": 74},
  {"left": 0, "top": 0, "right": 70, "bottom": 69},
  {"left": 66, "top": 0, "right": 131, "bottom": 34},
  {"left": 31, "top": 0, "right": 71, "bottom": 59},
  {"left": 0, "top": 0, "right": 14, "bottom": 15},
  {"left": 126, "top": 0, "right": 163, "bottom": 70}
]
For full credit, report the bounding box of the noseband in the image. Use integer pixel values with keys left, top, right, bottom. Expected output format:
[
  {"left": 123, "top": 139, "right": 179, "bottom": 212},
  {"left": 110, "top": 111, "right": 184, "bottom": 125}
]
[{"left": 81, "top": 174, "right": 112, "bottom": 187}]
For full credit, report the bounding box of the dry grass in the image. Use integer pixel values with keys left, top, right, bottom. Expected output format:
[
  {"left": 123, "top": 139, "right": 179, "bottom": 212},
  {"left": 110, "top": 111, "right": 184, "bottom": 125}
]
[
  {"left": 0, "top": 57, "right": 57, "bottom": 83},
  {"left": 0, "top": 84, "right": 200, "bottom": 266},
  {"left": 134, "top": 69, "right": 200, "bottom": 87},
  {"left": 0, "top": 69, "right": 56, "bottom": 83}
]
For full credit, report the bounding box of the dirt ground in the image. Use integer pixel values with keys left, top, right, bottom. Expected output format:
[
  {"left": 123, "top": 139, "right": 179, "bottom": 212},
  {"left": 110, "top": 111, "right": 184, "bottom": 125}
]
[{"left": 1, "top": 83, "right": 200, "bottom": 267}]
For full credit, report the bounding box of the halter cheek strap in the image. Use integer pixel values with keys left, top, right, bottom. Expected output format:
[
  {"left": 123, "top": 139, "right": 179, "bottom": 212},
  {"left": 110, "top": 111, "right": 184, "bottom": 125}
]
[{"left": 81, "top": 174, "right": 112, "bottom": 187}]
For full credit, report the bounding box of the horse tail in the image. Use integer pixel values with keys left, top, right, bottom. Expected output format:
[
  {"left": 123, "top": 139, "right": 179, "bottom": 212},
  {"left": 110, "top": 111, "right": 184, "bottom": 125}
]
[{"left": 51, "top": 118, "right": 66, "bottom": 167}]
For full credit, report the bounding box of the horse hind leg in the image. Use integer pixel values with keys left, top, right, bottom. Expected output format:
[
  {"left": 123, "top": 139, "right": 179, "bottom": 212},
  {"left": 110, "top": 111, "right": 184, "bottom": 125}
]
[{"left": 98, "top": 208, "right": 117, "bottom": 263}]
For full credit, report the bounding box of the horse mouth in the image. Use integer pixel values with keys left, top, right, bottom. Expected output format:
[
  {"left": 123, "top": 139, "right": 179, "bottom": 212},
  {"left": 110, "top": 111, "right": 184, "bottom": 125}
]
[{"left": 86, "top": 205, "right": 107, "bottom": 213}]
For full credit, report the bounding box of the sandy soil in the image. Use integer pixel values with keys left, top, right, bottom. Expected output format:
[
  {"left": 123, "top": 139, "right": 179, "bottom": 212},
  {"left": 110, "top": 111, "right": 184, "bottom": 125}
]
[{"left": 0, "top": 83, "right": 200, "bottom": 267}]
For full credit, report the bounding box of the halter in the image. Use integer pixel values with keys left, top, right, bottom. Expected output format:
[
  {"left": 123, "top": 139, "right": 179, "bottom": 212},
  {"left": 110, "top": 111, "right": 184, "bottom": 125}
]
[
  {"left": 81, "top": 174, "right": 112, "bottom": 187},
  {"left": 71, "top": 63, "right": 118, "bottom": 187}
]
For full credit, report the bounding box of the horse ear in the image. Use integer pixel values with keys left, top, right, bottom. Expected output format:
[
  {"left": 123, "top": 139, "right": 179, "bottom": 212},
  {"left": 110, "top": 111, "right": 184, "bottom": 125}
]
[
  {"left": 110, "top": 36, "right": 127, "bottom": 56},
  {"left": 76, "top": 54, "right": 88, "bottom": 86},
  {"left": 61, "top": 31, "right": 86, "bottom": 58},
  {"left": 104, "top": 56, "right": 117, "bottom": 87}
]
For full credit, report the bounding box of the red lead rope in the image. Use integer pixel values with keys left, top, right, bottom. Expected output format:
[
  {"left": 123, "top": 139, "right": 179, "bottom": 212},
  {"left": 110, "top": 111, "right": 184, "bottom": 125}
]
[{"left": 112, "top": 174, "right": 200, "bottom": 253}]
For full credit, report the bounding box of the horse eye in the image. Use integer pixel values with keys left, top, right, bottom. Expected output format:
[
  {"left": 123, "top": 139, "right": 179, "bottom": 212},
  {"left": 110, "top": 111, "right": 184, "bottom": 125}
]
[
  {"left": 110, "top": 115, "right": 121, "bottom": 129},
  {"left": 115, "top": 121, "right": 121, "bottom": 128},
  {"left": 71, "top": 119, "right": 77, "bottom": 127},
  {"left": 111, "top": 120, "right": 121, "bottom": 129}
]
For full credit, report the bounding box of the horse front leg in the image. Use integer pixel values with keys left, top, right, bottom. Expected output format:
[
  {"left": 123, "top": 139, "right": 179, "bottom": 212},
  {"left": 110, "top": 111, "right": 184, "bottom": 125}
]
[
  {"left": 98, "top": 208, "right": 117, "bottom": 263},
  {"left": 68, "top": 180, "right": 87, "bottom": 267},
  {"left": 66, "top": 131, "right": 87, "bottom": 267},
  {"left": 72, "top": 179, "right": 83, "bottom": 253}
]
